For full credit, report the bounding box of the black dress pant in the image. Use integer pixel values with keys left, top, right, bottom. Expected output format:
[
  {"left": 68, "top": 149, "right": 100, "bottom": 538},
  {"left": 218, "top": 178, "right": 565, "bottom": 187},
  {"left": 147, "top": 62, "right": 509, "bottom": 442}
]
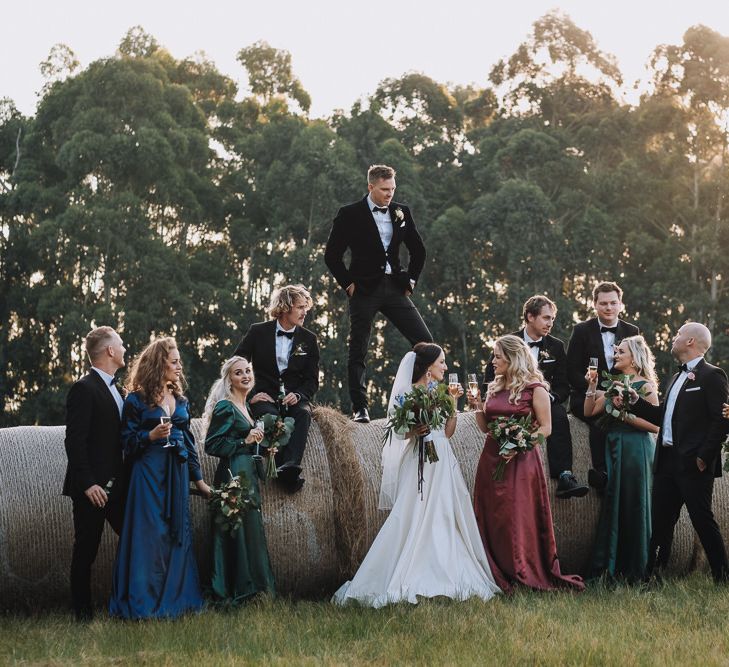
[
  {"left": 348, "top": 276, "right": 432, "bottom": 411},
  {"left": 570, "top": 394, "right": 607, "bottom": 473},
  {"left": 251, "top": 399, "right": 311, "bottom": 469},
  {"left": 70, "top": 494, "right": 124, "bottom": 618},
  {"left": 546, "top": 401, "right": 573, "bottom": 478},
  {"left": 647, "top": 446, "right": 729, "bottom": 581}
]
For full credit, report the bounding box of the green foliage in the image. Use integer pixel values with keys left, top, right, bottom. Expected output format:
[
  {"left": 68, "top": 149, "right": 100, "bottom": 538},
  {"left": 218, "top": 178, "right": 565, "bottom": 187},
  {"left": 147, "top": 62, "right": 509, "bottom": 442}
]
[{"left": 3, "top": 14, "right": 729, "bottom": 426}]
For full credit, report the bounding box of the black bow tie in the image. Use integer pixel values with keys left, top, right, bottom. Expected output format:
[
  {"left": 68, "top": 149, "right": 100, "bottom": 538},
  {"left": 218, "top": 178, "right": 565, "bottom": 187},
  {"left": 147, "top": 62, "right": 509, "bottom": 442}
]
[
  {"left": 109, "top": 376, "right": 118, "bottom": 387},
  {"left": 600, "top": 326, "right": 618, "bottom": 334},
  {"left": 277, "top": 330, "right": 295, "bottom": 339},
  {"left": 679, "top": 363, "right": 689, "bottom": 373},
  {"left": 528, "top": 340, "right": 543, "bottom": 348},
  {"left": 372, "top": 206, "right": 388, "bottom": 213}
]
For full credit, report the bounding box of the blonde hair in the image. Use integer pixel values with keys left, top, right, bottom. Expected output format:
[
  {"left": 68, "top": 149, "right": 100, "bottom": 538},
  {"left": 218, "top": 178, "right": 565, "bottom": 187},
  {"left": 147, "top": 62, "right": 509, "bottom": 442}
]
[
  {"left": 486, "top": 334, "right": 547, "bottom": 404},
  {"left": 619, "top": 335, "right": 658, "bottom": 387},
  {"left": 268, "top": 284, "right": 313, "bottom": 319},
  {"left": 124, "top": 336, "right": 185, "bottom": 405},
  {"left": 85, "top": 326, "right": 117, "bottom": 362},
  {"left": 203, "top": 356, "right": 251, "bottom": 428}
]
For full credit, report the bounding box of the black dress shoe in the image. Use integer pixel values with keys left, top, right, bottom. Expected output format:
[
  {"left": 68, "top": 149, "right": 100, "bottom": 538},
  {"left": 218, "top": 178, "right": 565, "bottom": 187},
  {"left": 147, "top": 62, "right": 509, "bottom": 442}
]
[
  {"left": 276, "top": 463, "right": 303, "bottom": 483},
  {"left": 555, "top": 472, "right": 589, "bottom": 499},
  {"left": 352, "top": 408, "right": 370, "bottom": 423},
  {"left": 285, "top": 477, "right": 305, "bottom": 494},
  {"left": 588, "top": 468, "right": 608, "bottom": 493}
]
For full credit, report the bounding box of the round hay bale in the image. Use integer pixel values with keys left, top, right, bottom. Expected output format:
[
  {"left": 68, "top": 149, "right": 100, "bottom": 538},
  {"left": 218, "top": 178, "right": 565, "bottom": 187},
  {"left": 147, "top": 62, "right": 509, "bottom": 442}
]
[
  {"left": 0, "top": 410, "right": 717, "bottom": 611},
  {"left": 324, "top": 411, "right": 705, "bottom": 578},
  {"left": 0, "top": 416, "right": 338, "bottom": 611}
]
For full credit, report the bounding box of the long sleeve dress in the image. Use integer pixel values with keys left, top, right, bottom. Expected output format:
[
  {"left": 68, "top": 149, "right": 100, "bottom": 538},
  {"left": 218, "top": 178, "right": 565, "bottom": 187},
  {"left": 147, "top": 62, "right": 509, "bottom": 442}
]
[
  {"left": 109, "top": 392, "right": 204, "bottom": 619},
  {"left": 205, "top": 399, "right": 275, "bottom": 603}
]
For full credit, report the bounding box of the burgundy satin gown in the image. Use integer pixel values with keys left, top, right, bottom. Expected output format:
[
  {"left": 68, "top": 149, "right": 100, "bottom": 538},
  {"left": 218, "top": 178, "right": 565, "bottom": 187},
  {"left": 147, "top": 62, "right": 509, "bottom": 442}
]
[{"left": 474, "top": 384, "right": 584, "bottom": 593}]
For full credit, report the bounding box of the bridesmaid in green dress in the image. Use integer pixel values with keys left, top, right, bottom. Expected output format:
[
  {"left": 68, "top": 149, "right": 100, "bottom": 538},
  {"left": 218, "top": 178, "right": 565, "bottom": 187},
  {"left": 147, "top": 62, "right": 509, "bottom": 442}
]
[
  {"left": 583, "top": 335, "right": 660, "bottom": 582},
  {"left": 204, "top": 356, "right": 276, "bottom": 603}
]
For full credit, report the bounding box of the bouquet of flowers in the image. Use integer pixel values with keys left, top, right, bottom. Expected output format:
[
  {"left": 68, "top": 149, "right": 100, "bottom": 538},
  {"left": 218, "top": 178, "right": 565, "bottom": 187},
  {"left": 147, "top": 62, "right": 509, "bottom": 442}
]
[
  {"left": 488, "top": 414, "right": 544, "bottom": 480},
  {"left": 256, "top": 413, "right": 295, "bottom": 479},
  {"left": 383, "top": 381, "right": 455, "bottom": 498},
  {"left": 209, "top": 470, "right": 253, "bottom": 534},
  {"left": 595, "top": 372, "right": 649, "bottom": 429}
]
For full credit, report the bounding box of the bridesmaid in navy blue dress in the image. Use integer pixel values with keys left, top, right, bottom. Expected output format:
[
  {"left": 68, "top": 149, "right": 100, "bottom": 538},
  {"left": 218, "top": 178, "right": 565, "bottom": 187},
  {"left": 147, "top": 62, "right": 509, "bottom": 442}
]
[{"left": 110, "top": 337, "right": 211, "bottom": 619}]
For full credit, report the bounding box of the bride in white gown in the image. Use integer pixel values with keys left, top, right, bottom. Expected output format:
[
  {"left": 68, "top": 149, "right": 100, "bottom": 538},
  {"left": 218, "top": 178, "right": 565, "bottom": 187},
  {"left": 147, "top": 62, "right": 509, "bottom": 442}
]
[{"left": 332, "top": 343, "right": 501, "bottom": 607}]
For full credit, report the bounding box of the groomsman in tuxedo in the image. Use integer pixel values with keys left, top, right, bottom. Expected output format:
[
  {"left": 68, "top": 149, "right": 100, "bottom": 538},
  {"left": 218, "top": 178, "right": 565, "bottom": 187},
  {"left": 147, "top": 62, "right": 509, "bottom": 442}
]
[
  {"left": 566, "top": 282, "right": 639, "bottom": 491},
  {"left": 622, "top": 323, "right": 729, "bottom": 582},
  {"left": 233, "top": 284, "right": 320, "bottom": 493},
  {"left": 63, "top": 326, "right": 127, "bottom": 621},
  {"left": 484, "top": 295, "right": 589, "bottom": 498},
  {"left": 325, "top": 164, "right": 432, "bottom": 423}
]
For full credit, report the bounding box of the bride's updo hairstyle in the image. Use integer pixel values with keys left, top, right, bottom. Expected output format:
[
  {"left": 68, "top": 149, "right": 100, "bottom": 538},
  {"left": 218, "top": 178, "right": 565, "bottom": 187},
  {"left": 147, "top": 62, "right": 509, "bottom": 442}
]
[
  {"left": 486, "top": 334, "right": 546, "bottom": 405},
  {"left": 411, "top": 342, "right": 443, "bottom": 383}
]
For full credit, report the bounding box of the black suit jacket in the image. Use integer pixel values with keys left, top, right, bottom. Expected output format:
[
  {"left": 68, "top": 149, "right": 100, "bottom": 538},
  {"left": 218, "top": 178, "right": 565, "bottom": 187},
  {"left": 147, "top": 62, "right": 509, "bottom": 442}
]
[
  {"left": 567, "top": 317, "right": 639, "bottom": 408},
  {"left": 324, "top": 196, "right": 426, "bottom": 295},
  {"left": 484, "top": 330, "right": 569, "bottom": 403},
  {"left": 233, "top": 320, "right": 320, "bottom": 402},
  {"left": 63, "top": 370, "right": 124, "bottom": 498},
  {"left": 633, "top": 358, "right": 729, "bottom": 477}
]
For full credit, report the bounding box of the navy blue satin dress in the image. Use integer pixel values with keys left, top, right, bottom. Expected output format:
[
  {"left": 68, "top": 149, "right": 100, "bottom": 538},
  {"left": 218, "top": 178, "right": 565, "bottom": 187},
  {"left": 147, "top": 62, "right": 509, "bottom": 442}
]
[{"left": 109, "top": 392, "right": 204, "bottom": 619}]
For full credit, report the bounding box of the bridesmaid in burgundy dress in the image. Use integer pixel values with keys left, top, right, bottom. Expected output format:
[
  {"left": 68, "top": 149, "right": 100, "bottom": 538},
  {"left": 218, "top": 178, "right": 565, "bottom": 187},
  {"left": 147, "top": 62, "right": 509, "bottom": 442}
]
[{"left": 469, "top": 335, "right": 584, "bottom": 593}]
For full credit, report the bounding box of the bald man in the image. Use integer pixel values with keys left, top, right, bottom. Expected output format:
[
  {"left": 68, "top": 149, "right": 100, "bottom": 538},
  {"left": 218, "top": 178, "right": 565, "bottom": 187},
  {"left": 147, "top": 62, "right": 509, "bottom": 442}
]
[{"left": 625, "top": 322, "right": 729, "bottom": 582}]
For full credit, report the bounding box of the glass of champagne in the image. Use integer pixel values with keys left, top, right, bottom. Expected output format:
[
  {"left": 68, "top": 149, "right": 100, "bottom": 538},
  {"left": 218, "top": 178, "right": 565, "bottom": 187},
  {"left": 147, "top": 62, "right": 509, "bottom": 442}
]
[
  {"left": 448, "top": 373, "right": 460, "bottom": 396},
  {"left": 467, "top": 373, "right": 479, "bottom": 397},
  {"left": 160, "top": 406, "right": 173, "bottom": 448},
  {"left": 588, "top": 357, "right": 598, "bottom": 383}
]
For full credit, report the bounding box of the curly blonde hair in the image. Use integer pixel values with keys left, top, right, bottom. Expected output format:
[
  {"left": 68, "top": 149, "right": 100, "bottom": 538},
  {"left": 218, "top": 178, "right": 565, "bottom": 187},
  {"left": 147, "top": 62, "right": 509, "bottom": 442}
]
[
  {"left": 124, "top": 336, "right": 186, "bottom": 406},
  {"left": 202, "top": 356, "right": 251, "bottom": 428},
  {"left": 267, "top": 284, "right": 313, "bottom": 319},
  {"left": 486, "top": 334, "right": 547, "bottom": 404}
]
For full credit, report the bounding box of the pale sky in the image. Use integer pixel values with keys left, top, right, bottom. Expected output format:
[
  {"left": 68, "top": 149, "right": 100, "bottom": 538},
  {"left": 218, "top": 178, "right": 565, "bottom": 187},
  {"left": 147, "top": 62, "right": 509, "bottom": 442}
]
[{"left": 3, "top": 1, "right": 729, "bottom": 118}]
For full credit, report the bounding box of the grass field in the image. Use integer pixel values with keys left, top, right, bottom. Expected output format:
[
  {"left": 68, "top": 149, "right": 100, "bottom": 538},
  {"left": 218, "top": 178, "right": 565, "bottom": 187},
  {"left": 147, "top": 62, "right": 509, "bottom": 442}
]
[{"left": 1, "top": 575, "right": 727, "bottom": 666}]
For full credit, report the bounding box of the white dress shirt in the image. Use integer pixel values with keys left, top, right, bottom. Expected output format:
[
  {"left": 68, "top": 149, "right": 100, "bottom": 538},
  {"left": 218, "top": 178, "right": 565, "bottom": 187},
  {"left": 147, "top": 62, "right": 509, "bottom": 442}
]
[
  {"left": 523, "top": 330, "right": 542, "bottom": 365},
  {"left": 91, "top": 366, "right": 124, "bottom": 417},
  {"left": 367, "top": 194, "right": 393, "bottom": 274},
  {"left": 661, "top": 356, "right": 703, "bottom": 446},
  {"left": 275, "top": 323, "right": 296, "bottom": 374},
  {"left": 598, "top": 319, "right": 617, "bottom": 369}
]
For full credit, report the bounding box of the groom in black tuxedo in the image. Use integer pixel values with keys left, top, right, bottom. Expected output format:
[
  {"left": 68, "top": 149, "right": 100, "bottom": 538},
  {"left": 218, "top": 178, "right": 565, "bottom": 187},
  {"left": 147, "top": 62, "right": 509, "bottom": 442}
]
[
  {"left": 325, "top": 164, "right": 432, "bottom": 423},
  {"left": 566, "top": 281, "right": 639, "bottom": 490},
  {"left": 63, "top": 326, "right": 128, "bottom": 621},
  {"left": 624, "top": 322, "right": 729, "bottom": 582},
  {"left": 233, "top": 284, "right": 320, "bottom": 493},
  {"left": 484, "top": 295, "right": 589, "bottom": 499}
]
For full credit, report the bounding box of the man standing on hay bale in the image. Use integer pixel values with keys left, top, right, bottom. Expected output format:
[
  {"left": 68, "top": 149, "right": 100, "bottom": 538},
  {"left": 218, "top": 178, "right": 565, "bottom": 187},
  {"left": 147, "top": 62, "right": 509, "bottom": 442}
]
[
  {"left": 234, "top": 284, "right": 320, "bottom": 494},
  {"left": 63, "top": 326, "right": 128, "bottom": 622},
  {"left": 325, "top": 164, "right": 433, "bottom": 423}
]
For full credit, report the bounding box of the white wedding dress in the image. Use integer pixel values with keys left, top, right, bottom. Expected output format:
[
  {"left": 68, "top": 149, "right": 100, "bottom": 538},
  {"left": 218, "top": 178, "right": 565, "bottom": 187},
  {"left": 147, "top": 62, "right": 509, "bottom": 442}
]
[{"left": 332, "top": 353, "right": 501, "bottom": 607}]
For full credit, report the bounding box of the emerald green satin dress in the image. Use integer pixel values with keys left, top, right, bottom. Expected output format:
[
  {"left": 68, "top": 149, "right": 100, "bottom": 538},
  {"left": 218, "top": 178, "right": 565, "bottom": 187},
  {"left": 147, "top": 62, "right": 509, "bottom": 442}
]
[
  {"left": 205, "top": 399, "right": 275, "bottom": 603},
  {"left": 589, "top": 381, "right": 655, "bottom": 582}
]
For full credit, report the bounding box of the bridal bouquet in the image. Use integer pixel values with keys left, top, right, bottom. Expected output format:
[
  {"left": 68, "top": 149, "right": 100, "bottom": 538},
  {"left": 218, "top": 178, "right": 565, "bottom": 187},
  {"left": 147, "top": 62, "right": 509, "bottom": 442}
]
[
  {"left": 595, "top": 372, "right": 649, "bottom": 429},
  {"left": 383, "top": 381, "right": 455, "bottom": 497},
  {"left": 488, "top": 414, "right": 544, "bottom": 480},
  {"left": 257, "top": 413, "right": 295, "bottom": 479},
  {"left": 209, "top": 470, "right": 253, "bottom": 534}
]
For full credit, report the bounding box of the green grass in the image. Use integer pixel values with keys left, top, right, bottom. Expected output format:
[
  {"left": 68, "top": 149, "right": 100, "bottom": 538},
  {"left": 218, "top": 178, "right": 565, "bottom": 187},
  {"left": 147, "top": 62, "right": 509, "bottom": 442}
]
[{"left": 1, "top": 575, "right": 728, "bottom": 666}]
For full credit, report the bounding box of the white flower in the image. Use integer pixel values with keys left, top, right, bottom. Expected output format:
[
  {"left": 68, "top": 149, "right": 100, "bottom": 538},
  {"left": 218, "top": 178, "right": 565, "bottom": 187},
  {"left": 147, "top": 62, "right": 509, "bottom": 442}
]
[{"left": 395, "top": 207, "right": 404, "bottom": 222}]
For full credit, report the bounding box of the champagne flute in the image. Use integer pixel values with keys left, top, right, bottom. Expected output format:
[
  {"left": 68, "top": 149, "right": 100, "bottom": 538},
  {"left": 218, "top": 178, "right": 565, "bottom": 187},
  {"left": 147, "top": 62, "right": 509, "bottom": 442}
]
[
  {"left": 448, "top": 373, "right": 460, "bottom": 396},
  {"left": 161, "top": 405, "right": 173, "bottom": 448},
  {"left": 467, "top": 373, "right": 479, "bottom": 398},
  {"left": 588, "top": 357, "right": 598, "bottom": 382}
]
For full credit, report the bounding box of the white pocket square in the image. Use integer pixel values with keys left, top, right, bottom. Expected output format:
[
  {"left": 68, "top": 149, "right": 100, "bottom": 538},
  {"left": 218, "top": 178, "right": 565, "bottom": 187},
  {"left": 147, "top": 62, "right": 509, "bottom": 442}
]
[
  {"left": 685, "top": 386, "right": 702, "bottom": 392},
  {"left": 542, "top": 359, "right": 555, "bottom": 364}
]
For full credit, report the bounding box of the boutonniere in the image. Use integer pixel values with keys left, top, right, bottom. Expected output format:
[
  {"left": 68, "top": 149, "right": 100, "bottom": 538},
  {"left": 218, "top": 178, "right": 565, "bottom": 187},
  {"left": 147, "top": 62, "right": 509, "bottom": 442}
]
[
  {"left": 539, "top": 349, "right": 552, "bottom": 362},
  {"left": 395, "top": 207, "right": 405, "bottom": 227},
  {"left": 291, "top": 344, "right": 307, "bottom": 357},
  {"left": 686, "top": 371, "right": 696, "bottom": 382}
]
